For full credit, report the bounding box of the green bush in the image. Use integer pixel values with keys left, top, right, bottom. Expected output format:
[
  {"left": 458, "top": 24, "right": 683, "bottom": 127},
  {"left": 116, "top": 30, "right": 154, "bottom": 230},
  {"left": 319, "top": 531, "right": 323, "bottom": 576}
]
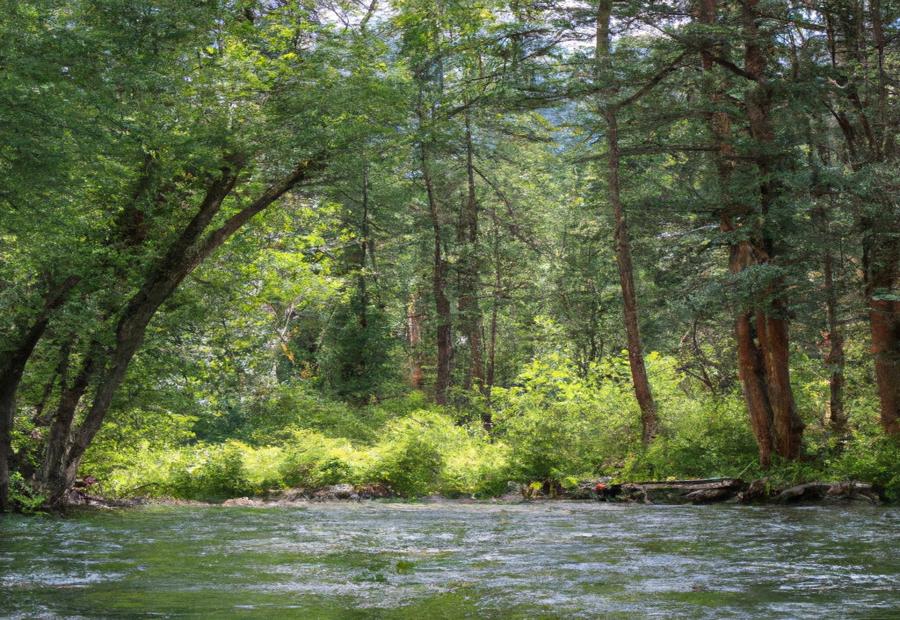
[
  {"left": 492, "top": 352, "right": 766, "bottom": 485},
  {"left": 829, "top": 427, "right": 900, "bottom": 501},
  {"left": 166, "top": 441, "right": 255, "bottom": 499},
  {"left": 81, "top": 409, "right": 197, "bottom": 481},
  {"left": 440, "top": 436, "right": 511, "bottom": 497},
  {"left": 242, "top": 383, "right": 376, "bottom": 443},
  {"left": 626, "top": 394, "right": 758, "bottom": 481},
  {"left": 364, "top": 411, "right": 510, "bottom": 497},
  {"left": 493, "top": 353, "right": 639, "bottom": 482},
  {"left": 86, "top": 349, "right": 900, "bottom": 502},
  {"left": 278, "top": 430, "right": 360, "bottom": 488},
  {"left": 367, "top": 413, "right": 446, "bottom": 496},
  {"left": 8, "top": 471, "right": 46, "bottom": 513}
]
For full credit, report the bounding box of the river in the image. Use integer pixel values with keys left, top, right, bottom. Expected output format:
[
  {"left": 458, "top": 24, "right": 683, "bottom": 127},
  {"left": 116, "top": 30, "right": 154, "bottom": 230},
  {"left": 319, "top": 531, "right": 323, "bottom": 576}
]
[{"left": 1, "top": 501, "right": 898, "bottom": 618}]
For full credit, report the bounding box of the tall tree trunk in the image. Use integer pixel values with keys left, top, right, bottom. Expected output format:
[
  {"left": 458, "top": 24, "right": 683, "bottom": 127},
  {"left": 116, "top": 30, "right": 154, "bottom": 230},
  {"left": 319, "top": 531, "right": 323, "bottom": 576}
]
[
  {"left": 807, "top": 116, "right": 847, "bottom": 435},
  {"left": 596, "top": 0, "right": 659, "bottom": 444},
  {"left": 458, "top": 105, "right": 485, "bottom": 396},
  {"left": 864, "top": 229, "right": 900, "bottom": 434},
  {"left": 699, "top": 0, "right": 770, "bottom": 464},
  {"left": 486, "top": 212, "right": 502, "bottom": 402},
  {"left": 741, "top": 0, "right": 804, "bottom": 459},
  {"left": 697, "top": 0, "right": 804, "bottom": 464},
  {"left": 824, "top": 0, "right": 899, "bottom": 434},
  {"left": 407, "top": 293, "right": 424, "bottom": 389},
  {"left": 420, "top": 143, "right": 452, "bottom": 405},
  {"left": 823, "top": 251, "right": 846, "bottom": 434},
  {"left": 605, "top": 110, "right": 659, "bottom": 445},
  {"left": 863, "top": 0, "right": 899, "bottom": 434},
  {"left": 735, "top": 309, "right": 775, "bottom": 468},
  {"left": 813, "top": 207, "right": 846, "bottom": 433},
  {"left": 0, "top": 276, "right": 79, "bottom": 511},
  {"left": 357, "top": 165, "right": 370, "bottom": 330},
  {"left": 760, "top": 304, "right": 803, "bottom": 458},
  {"left": 416, "top": 91, "right": 452, "bottom": 405}
]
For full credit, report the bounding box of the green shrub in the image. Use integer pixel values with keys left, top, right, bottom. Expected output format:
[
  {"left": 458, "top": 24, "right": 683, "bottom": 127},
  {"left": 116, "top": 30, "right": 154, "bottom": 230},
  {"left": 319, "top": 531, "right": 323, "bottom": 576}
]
[
  {"left": 493, "top": 353, "right": 639, "bottom": 482},
  {"left": 8, "top": 471, "right": 46, "bottom": 513},
  {"left": 242, "top": 383, "right": 375, "bottom": 443},
  {"left": 242, "top": 445, "right": 287, "bottom": 492},
  {"left": 81, "top": 410, "right": 197, "bottom": 481},
  {"left": 829, "top": 427, "right": 900, "bottom": 501},
  {"left": 86, "top": 349, "right": 900, "bottom": 502},
  {"left": 626, "top": 393, "right": 758, "bottom": 481},
  {"left": 440, "top": 436, "right": 511, "bottom": 497},
  {"left": 167, "top": 441, "right": 256, "bottom": 500},
  {"left": 367, "top": 413, "right": 446, "bottom": 496},
  {"left": 363, "top": 410, "right": 510, "bottom": 497},
  {"left": 278, "top": 430, "right": 360, "bottom": 488}
]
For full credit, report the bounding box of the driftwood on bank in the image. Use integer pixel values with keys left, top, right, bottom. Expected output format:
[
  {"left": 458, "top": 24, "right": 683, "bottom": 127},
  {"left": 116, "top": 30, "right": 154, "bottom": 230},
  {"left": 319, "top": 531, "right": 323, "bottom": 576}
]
[
  {"left": 54, "top": 477, "right": 886, "bottom": 510},
  {"left": 618, "top": 478, "right": 745, "bottom": 504},
  {"left": 531, "top": 478, "right": 885, "bottom": 505}
]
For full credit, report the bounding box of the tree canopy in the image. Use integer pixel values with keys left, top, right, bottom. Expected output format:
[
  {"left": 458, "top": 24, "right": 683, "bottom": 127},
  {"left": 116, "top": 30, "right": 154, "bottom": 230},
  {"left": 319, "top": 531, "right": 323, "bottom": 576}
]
[{"left": 1, "top": 0, "right": 897, "bottom": 510}]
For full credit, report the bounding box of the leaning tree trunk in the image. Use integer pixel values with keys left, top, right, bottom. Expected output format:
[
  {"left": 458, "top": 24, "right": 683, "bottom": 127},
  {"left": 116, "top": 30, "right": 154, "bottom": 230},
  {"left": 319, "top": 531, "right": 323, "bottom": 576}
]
[
  {"left": 41, "top": 166, "right": 240, "bottom": 504},
  {"left": 41, "top": 342, "right": 100, "bottom": 499},
  {"left": 596, "top": 0, "right": 659, "bottom": 444},
  {"left": 0, "top": 276, "right": 79, "bottom": 512},
  {"left": 605, "top": 110, "right": 659, "bottom": 444},
  {"left": 42, "top": 155, "right": 325, "bottom": 504}
]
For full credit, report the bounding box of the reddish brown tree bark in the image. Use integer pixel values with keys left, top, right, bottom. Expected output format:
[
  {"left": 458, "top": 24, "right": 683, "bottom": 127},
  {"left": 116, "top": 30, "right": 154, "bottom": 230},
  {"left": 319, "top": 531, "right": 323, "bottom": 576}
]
[
  {"left": 822, "top": 0, "right": 898, "bottom": 435},
  {"left": 697, "top": 0, "right": 804, "bottom": 464},
  {"left": 740, "top": 0, "right": 803, "bottom": 460},
  {"left": 865, "top": 231, "right": 900, "bottom": 435}
]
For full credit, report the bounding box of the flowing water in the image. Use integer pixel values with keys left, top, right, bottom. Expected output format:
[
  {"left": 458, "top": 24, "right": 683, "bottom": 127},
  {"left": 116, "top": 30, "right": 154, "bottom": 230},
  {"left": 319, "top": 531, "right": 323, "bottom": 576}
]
[{"left": 1, "top": 501, "right": 898, "bottom": 618}]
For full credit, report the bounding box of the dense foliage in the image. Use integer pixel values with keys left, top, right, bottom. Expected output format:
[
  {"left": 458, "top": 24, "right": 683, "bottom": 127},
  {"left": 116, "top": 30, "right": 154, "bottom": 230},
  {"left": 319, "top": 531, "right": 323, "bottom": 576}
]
[{"left": 1, "top": 0, "right": 897, "bottom": 510}]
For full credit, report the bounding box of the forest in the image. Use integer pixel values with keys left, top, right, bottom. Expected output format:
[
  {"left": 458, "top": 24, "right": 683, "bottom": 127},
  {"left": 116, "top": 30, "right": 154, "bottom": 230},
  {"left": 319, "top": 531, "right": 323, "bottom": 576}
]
[{"left": 1, "top": 0, "right": 898, "bottom": 514}]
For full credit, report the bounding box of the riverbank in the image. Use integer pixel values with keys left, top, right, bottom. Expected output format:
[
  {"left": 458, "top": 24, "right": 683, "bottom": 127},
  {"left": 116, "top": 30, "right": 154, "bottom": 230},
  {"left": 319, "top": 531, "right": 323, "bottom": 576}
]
[{"left": 61, "top": 477, "right": 889, "bottom": 511}]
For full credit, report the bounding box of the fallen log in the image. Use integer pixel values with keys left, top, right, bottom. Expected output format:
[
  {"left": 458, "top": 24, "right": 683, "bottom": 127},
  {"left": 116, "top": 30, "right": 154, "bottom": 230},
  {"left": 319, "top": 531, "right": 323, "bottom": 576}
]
[
  {"left": 617, "top": 479, "right": 745, "bottom": 504},
  {"left": 737, "top": 478, "right": 769, "bottom": 503},
  {"left": 775, "top": 482, "right": 832, "bottom": 504},
  {"left": 777, "top": 481, "right": 883, "bottom": 504}
]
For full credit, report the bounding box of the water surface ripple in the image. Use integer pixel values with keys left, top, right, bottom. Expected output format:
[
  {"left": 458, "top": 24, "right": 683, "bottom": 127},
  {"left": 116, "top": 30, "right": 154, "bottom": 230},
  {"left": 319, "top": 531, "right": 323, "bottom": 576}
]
[{"left": 1, "top": 502, "right": 898, "bottom": 618}]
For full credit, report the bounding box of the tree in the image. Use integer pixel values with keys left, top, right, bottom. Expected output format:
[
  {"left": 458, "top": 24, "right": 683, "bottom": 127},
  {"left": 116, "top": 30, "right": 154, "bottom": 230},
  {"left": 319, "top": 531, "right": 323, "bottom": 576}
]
[{"left": 2, "top": 0, "right": 398, "bottom": 506}]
